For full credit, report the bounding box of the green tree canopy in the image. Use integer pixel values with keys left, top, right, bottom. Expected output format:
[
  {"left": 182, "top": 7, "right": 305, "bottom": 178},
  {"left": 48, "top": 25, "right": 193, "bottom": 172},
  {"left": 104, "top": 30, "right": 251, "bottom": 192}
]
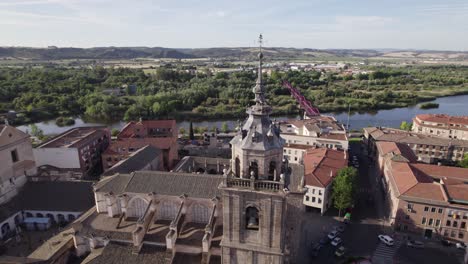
[
  {"left": 332, "top": 167, "right": 358, "bottom": 217},
  {"left": 459, "top": 153, "right": 468, "bottom": 168}
]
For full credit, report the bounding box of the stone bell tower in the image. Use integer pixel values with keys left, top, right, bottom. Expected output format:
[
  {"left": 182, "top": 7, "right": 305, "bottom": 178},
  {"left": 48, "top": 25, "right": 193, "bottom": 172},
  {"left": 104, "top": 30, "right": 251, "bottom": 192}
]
[{"left": 220, "top": 34, "right": 287, "bottom": 264}]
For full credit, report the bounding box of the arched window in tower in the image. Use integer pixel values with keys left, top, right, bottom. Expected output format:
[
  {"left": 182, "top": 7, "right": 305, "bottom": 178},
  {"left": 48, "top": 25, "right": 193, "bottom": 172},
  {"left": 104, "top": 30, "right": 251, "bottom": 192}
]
[
  {"left": 249, "top": 161, "right": 258, "bottom": 179},
  {"left": 235, "top": 157, "right": 240, "bottom": 177},
  {"left": 268, "top": 160, "right": 276, "bottom": 180},
  {"left": 245, "top": 206, "right": 259, "bottom": 230}
]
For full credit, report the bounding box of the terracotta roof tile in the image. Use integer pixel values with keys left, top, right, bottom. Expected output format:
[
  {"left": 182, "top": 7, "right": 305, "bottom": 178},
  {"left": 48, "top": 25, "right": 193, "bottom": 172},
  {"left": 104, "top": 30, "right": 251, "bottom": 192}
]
[{"left": 303, "top": 148, "right": 348, "bottom": 187}]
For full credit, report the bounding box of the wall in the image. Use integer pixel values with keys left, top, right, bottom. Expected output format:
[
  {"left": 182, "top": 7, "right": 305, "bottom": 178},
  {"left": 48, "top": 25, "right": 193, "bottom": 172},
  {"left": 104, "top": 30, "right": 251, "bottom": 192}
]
[
  {"left": 0, "top": 211, "right": 22, "bottom": 239},
  {"left": 34, "top": 148, "right": 80, "bottom": 169},
  {"left": 281, "top": 134, "right": 348, "bottom": 150}
]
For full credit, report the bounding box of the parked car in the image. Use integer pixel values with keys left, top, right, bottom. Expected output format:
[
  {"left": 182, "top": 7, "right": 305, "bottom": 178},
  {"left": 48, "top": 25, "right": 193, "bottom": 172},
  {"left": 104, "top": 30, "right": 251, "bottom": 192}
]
[
  {"left": 378, "top": 234, "right": 394, "bottom": 246},
  {"left": 456, "top": 242, "right": 467, "bottom": 250},
  {"left": 407, "top": 240, "right": 424, "bottom": 248},
  {"left": 331, "top": 237, "right": 342, "bottom": 246},
  {"left": 319, "top": 236, "right": 330, "bottom": 245},
  {"left": 311, "top": 243, "right": 322, "bottom": 257},
  {"left": 333, "top": 225, "right": 345, "bottom": 233},
  {"left": 335, "top": 246, "right": 346, "bottom": 257},
  {"left": 328, "top": 230, "right": 339, "bottom": 240},
  {"left": 441, "top": 239, "right": 452, "bottom": 247}
]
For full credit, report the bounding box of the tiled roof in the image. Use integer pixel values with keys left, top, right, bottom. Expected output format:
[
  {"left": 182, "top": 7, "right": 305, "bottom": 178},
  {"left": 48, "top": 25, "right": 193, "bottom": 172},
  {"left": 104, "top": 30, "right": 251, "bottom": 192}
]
[
  {"left": 367, "top": 127, "right": 468, "bottom": 147},
  {"left": 376, "top": 141, "right": 417, "bottom": 162},
  {"left": 84, "top": 241, "right": 171, "bottom": 264},
  {"left": 102, "top": 145, "right": 162, "bottom": 176},
  {"left": 416, "top": 114, "right": 468, "bottom": 126},
  {"left": 303, "top": 148, "right": 348, "bottom": 187},
  {"left": 410, "top": 163, "right": 468, "bottom": 181},
  {"left": 95, "top": 171, "right": 224, "bottom": 199},
  {"left": 0, "top": 181, "right": 94, "bottom": 222},
  {"left": 119, "top": 120, "right": 176, "bottom": 138}
]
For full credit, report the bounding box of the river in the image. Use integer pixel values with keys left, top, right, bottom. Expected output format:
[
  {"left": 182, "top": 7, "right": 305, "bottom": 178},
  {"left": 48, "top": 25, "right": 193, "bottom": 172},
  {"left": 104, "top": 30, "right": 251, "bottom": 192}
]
[{"left": 16, "top": 94, "right": 468, "bottom": 135}]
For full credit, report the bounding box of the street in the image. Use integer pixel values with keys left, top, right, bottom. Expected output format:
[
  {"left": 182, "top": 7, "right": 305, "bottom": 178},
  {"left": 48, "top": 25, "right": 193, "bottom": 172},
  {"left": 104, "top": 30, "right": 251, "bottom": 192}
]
[{"left": 298, "top": 141, "right": 464, "bottom": 264}]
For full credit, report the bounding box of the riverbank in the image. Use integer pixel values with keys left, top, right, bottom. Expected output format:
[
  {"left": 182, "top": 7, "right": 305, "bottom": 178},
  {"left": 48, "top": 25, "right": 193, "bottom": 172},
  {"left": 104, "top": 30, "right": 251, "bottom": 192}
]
[{"left": 15, "top": 94, "right": 468, "bottom": 136}]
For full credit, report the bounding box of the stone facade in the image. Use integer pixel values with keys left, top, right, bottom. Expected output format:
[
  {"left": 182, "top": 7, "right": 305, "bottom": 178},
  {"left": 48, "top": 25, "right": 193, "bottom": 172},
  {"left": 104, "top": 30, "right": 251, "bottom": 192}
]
[{"left": 0, "top": 125, "right": 37, "bottom": 205}]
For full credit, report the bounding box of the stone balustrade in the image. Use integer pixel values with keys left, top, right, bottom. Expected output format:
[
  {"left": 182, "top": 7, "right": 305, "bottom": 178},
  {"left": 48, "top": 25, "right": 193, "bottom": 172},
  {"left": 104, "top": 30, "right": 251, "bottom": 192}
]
[{"left": 225, "top": 177, "right": 284, "bottom": 192}]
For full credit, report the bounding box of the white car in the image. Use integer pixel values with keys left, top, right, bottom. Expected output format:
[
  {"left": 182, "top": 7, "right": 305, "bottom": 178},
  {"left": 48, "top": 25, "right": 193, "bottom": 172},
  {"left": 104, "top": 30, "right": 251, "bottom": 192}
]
[
  {"left": 328, "top": 230, "right": 339, "bottom": 240},
  {"left": 331, "top": 237, "right": 342, "bottom": 246},
  {"left": 456, "top": 242, "right": 467, "bottom": 250},
  {"left": 378, "top": 234, "right": 394, "bottom": 246}
]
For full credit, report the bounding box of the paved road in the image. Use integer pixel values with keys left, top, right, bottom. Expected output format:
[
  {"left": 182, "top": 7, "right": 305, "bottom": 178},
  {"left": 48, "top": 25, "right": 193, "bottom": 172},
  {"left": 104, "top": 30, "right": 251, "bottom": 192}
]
[{"left": 301, "top": 141, "right": 465, "bottom": 264}]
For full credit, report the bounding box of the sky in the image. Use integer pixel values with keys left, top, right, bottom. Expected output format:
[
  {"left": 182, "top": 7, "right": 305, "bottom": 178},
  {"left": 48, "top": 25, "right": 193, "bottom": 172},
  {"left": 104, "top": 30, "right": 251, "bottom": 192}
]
[{"left": 0, "top": 0, "right": 467, "bottom": 50}]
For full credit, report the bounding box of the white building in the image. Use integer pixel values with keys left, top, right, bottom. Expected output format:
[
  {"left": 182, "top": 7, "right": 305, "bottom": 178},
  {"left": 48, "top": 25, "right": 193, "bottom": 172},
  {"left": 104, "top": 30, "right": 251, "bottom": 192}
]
[
  {"left": 279, "top": 115, "right": 348, "bottom": 152},
  {"left": 0, "top": 181, "right": 94, "bottom": 240},
  {"left": 0, "top": 124, "right": 37, "bottom": 205},
  {"left": 301, "top": 148, "right": 348, "bottom": 214}
]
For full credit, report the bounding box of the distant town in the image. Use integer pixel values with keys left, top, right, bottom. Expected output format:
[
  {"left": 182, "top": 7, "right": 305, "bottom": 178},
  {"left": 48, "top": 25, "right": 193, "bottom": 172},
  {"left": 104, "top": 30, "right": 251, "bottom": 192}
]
[{"left": 1, "top": 39, "right": 468, "bottom": 264}]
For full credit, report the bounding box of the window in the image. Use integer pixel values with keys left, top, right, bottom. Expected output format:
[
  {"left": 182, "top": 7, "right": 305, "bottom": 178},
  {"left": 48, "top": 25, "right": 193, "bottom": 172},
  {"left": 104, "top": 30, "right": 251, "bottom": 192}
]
[
  {"left": 431, "top": 207, "right": 436, "bottom": 213},
  {"left": 461, "top": 222, "right": 466, "bottom": 229},
  {"left": 407, "top": 203, "right": 413, "bottom": 210},
  {"left": 305, "top": 196, "right": 309, "bottom": 202},
  {"left": 319, "top": 190, "right": 322, "bottom": 195},
  {"left": 422, "top": 217, "right": 427, "bottom": 225},
  {"left": 10, "top": 149, "right": 18, "bottom": 163},
  {"left": 447, "top": 220, "right": 451, "bottom": 226},
  {"left": 438, "top": 208, "right": 443, "bottom": 214},
  {"left": 435, "top": 219, "right": 441, "bottom": 227},
  {"left": 245, "top": 207, "right": 259, "bottom": 230},
  {"left": 403, "top": 225, "right": 408, "bottom": 230},
  {"left": 318, "top": 198, "right": 322, "bottom": 204},
  {"left": 463, "top": 215, "right": 467, "bottom": 220},
  {"left": 459, "top": 233, "right": 464, "bottom": 239},
  {"left": 453, "top": 221, "right": 458, "bottom": 228},
  {"left": 451, "top": 231, "right": 456, "bottom": 238},
  {"left": 428, "top": 218, "right": 433, "bottom": 226},
  {"left": 312, "top": 189, "right": 315, "bottom": 194},
  {"left": 312, "top": 197, "right": 316, "bottom": 203},
  {"left": 405, "top": 215, "right": 410, "bottom": 220},
  {"left": 424, "top": 206, "right": 429, "bottom": 212}
]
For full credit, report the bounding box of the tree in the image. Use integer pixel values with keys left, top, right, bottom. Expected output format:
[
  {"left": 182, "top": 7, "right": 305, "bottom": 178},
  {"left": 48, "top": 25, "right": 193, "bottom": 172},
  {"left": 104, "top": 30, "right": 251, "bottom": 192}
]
[
  {"left": 459, "top": 153, "right": 468, "bottom": 168},
  {"left": 29, "top": 124, "right": 44, "bottom": 140},
  {"left": 111, "top": 128, "right": 120, "bottom": 137},
  {"left": 179, "top": 127, "right": 186, "bottom": 136},
  {"left": 400, "top": 121, "right": 412, "bottom": 131},
  {"left": 332, "top": 167, "right": 357, "bottom": 217},
  {"left": 189, "top": 122, "right": 194, "bottom": 140},
  {"left": 221, "top": 122, "right": 229, "bottom": 133}
]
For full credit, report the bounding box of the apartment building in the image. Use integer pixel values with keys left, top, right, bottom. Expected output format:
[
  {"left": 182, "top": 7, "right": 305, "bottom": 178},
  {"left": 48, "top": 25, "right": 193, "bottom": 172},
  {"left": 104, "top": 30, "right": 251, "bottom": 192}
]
[
  {"left": 102, "top": 120, "right": 178, "bottom": 170},
  {"left": 279, "top": 115, "right": 348, "bottom": 152},
  {"left": 302, "top": 147, "right": 348, "bottom": 214},
  {"left": 34, "top": 127, "right": 110, "bottom": 180},
  {"left": 376, "top": 141, "right": 468, "bottom": 242},
  {"left": 413, "top": 114, "right": 468, "bottom": 140},
  {"left": 0, "top": 125, "right": 37, "bottom": 205},
  {"left": 364, "top": 127, "right": 468, "bottom": 164}
]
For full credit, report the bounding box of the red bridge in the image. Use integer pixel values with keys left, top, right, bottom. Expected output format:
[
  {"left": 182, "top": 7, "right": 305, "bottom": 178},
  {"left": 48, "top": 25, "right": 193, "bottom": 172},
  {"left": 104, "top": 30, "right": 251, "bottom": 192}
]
[{"left": 282, "top": 80, "right": 320, "bottom": 117}]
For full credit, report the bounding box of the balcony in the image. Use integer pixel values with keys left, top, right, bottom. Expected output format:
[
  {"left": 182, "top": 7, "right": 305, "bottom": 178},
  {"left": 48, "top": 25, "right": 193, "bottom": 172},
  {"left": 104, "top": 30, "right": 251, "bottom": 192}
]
[{"left": 225, "top": 177, "right": 284, "bottom": 192}]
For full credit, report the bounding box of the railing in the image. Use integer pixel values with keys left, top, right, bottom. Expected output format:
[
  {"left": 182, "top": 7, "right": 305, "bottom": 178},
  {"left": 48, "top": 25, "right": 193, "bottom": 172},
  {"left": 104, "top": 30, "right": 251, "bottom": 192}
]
[
  {"left": 225, "top": 177, "right": 284, "bottom": 192},
  {"left": 254, "top": 180, "right": 283, "bottom": 191},
  {"left": 226, "top": 178, "right": 252, "bottom": 188}
]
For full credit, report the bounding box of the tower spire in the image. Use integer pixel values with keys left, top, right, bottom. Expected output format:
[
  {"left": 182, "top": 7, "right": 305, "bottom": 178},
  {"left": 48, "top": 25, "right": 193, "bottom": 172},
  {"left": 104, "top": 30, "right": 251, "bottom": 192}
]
[{"left": 253, "top": 34, "right": 266, "bottom": 105}]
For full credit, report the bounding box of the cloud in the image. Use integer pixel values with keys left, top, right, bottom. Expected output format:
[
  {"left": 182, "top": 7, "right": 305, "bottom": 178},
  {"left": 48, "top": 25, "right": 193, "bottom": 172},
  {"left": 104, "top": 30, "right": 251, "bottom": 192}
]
[{"left": 216, "top": 11, "right": 227, "bottom": 17}]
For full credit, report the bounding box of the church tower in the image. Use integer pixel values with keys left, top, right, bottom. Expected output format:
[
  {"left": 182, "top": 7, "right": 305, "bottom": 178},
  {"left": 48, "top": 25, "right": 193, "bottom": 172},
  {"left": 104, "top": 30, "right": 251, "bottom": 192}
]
[{"left": 220, "top": 34, "right": 287, "bottom": 264}]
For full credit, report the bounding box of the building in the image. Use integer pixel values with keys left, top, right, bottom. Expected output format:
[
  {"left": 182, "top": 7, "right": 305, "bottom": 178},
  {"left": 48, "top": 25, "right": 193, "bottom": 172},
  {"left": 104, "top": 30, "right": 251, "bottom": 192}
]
[
  {"left": 0, "top": 124, "right": 37, "bottom": 205},
  {"left": 413, "top": 114, "right": 468, "bottom": 140},
  {"left": 376, "top": 141, "right": 468, "bottom": 242},
  {"left": 364, "top": 126, "right": 468, "bottom": 164},
  {"left": 302, "top": 148, "right": 348, "bottom": 214},
  {"left": 20, "top": 35, "right": 306, "bottom": 264},
  {"left": 34, "top": 127, "right": 110, "bottom": 180},
  {"left": 283, "top": 144, "right": 311, "bottom": 164},
  {"left": 279, "top": 115, "right": 348, "bottom": 153},
  {"left": 0, "top": 181, "right": 94, "bottom": 240},
  {"left": 102, "top": 120, "right": 177, "bottom": 170},
  {"left": 102, "top": 145, "right": 163, "bottom": 176}
]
